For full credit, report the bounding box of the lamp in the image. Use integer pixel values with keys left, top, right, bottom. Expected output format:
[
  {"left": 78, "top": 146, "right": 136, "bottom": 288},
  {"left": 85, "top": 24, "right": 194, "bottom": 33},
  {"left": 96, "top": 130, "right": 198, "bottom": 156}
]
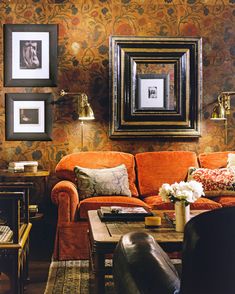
[
  {"left": 210, "top": 91, "right": 235, "bottom": 144},
  {"left": 59, "top": 89, "right": 95, "bottom": 149}
]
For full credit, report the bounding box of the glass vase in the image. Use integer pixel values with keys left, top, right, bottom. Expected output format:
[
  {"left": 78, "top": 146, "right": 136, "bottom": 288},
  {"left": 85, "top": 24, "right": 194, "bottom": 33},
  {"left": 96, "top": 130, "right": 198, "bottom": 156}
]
[{"left": 174, "top": 201, "right": 190, "bottom": 232}]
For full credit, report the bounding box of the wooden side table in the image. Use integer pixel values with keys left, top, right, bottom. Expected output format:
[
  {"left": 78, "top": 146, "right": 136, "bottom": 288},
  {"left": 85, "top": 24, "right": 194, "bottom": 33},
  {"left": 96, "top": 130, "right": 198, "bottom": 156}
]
[{"left": 0, "top": 169, "right": 50, "bottom": 217}]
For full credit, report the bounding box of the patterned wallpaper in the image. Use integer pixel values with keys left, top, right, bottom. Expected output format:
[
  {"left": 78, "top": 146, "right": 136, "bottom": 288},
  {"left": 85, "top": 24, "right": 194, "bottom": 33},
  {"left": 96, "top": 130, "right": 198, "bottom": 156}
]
[{"left": 0, "top": 0, "right": 235, "bottom": 188}]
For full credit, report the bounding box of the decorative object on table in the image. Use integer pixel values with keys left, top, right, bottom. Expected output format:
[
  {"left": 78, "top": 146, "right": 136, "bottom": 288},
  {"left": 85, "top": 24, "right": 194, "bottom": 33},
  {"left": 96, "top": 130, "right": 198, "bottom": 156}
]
[
  {"left": 159, "top": 181, "right": 204, "bottom": 232},
  {"left": 5, "top": 93, "right": 52, "bottom": 141},
  {"left": 109, "top": 36, "right": 202, "bottom": 138},
  {"left": 8, "top": 161, "right": 38, "bottom": 173},
  {"left": 145, "top": 216, "right": 161, "bottom": 228},
  {"left": 55, "top": 89, "right": 95, "bottom": 149},
  {"left": 210, "top": 91, "right": 235, "bottom": 144},
  {"left": 4, "top": 24, "right": 57, "bottom": 87},
  {"left": 98, "top": 206, "right": 153, "bottom": 221}
]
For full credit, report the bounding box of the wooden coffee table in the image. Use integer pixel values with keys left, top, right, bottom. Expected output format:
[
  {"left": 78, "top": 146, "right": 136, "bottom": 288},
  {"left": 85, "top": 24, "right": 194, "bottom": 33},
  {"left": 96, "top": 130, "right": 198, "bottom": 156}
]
[{"left": 88, "top": 209, "right": 184, "bottom": 294}]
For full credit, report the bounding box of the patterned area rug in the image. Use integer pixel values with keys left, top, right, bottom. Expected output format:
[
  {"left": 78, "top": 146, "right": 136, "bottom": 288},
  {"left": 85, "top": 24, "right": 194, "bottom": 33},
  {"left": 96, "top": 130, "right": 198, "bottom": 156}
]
[{"left": 44, "top": 260, "right": 115, "bottom": 294}]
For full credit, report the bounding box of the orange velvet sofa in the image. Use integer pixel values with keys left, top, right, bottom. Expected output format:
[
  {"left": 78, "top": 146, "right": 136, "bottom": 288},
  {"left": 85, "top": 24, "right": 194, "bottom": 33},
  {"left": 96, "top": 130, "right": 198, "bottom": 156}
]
[{"left": 51, "top": 151, "right": 234, "bottom": 260}]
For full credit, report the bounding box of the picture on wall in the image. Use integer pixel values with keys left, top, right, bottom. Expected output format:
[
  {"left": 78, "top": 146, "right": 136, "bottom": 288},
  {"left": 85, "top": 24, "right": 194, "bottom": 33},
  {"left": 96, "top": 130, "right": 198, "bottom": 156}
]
[
  {"left": 4, "top": 24, "right": 57, "bottom": 87},
  {"left": 137, "top": 74, "right": 169, "bottom": 109},
  {"left": 5, "top": 93, "right": 52, "bottom": 141}
]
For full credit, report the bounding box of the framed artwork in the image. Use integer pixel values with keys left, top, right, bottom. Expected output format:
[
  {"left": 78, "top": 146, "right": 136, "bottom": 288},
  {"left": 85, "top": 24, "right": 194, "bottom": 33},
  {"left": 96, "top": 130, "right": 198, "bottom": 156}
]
[
  {"left": 4, "top": 24, "right": 57, "bottom": 87},
  {"left": 5, "top": 93, "right": 52, "bottom": 141},
  {"left": 109, "top": 36, "right": 202, "bottom": 138},
  {"left": 137, "top": 74, "right": 169, "bottom": 110}
]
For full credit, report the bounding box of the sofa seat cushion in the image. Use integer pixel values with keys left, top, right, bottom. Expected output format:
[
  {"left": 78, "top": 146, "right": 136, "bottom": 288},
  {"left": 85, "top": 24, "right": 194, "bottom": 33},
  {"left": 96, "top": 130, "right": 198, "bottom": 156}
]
[
  {"left": 79, "top": 196, "right": 149, "bottom": 219},
  {"left": 136, "top": 151, "right": 198, "bottom": 197},
  {"left": 144, "top": 195, "right": 222, "bottom": 210},
  {"left": 213, "top": 196, "right": 235, "bottom": 207}
]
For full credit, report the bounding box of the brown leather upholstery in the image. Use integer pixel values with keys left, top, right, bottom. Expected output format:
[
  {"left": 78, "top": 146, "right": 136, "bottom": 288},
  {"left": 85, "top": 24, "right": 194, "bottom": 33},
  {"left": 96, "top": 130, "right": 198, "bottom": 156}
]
[{"left": 113, "top": 207, "right": 235, "bottom": 294}]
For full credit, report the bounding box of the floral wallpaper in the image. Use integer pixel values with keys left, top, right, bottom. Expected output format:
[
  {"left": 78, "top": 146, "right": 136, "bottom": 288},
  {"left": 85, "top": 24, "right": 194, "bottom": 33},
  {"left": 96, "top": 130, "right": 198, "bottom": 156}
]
[{"left": 0, "top": 0, "right": 235, "bottom": 192}]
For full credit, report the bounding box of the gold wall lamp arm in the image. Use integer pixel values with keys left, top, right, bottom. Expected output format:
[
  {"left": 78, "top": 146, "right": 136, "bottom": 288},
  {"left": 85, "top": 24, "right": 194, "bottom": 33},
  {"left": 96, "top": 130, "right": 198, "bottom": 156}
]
[
  {"left": 210, "top": 91, "right": 235, "bottom": 144},
  {"left": 57, "top": 89, "right": 95, "bottom": 150}
]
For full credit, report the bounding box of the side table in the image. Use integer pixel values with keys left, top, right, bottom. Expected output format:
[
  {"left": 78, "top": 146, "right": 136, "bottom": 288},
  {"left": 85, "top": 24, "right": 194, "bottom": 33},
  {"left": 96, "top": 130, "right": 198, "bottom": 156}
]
[{"left": 0, "top": 169, "right": 50, "bottom": 217}]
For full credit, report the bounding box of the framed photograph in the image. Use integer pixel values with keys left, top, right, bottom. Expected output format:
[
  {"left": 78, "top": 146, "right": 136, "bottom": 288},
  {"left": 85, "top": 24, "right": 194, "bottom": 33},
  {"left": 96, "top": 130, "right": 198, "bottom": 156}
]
[
  {"left": 137, "top": 74, "right": 169, "bottom": 110},
  {"left": 109, "top": 36, "right": 202, "bottom": 138},
  {"left": 5, "top": 93, "right": 52, "bottom": 141},
  {"left": 4, "top": 24, "right": 57, "bottom": 87}
]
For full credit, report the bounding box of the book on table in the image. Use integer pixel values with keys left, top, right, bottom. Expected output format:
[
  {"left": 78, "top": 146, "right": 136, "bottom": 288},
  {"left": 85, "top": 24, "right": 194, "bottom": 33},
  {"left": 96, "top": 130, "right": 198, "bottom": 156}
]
[{"left": 98, "top": 206, "right": 153, "bottom": 221}]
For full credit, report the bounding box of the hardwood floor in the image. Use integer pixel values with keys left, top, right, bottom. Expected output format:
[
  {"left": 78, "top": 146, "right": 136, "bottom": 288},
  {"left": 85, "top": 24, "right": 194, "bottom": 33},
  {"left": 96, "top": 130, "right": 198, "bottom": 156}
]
[{"left": 24, "top": 215, "right": 55, "bottom": 294}]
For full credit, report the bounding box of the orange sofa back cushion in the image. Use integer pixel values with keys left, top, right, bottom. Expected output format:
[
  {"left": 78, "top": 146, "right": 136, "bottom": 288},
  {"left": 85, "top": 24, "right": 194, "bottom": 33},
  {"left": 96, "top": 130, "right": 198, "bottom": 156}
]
[
  {"left": 199, "top": 151, "right": 235, "bottom": 169},
  {"left": 55, "top": 151, "right": 139, "bottom": 197},
  {"left": 135, "top": 151, "right": 198, "bottom": 197}
]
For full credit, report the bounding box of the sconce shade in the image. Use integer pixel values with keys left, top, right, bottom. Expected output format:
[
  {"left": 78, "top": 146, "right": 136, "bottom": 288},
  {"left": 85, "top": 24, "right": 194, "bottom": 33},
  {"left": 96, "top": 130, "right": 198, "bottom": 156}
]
[
  {"left": 78, "top": 93, "right": 95, "bottom": 120},
  {"left": 58, "top": 89, "right": 95, "bottom": 120},
  {"left": 79, "top": 103, "right": 95, "bottom": 120},
  {"left": 210, "top": 103, "right": 226, "bottom": 120}
]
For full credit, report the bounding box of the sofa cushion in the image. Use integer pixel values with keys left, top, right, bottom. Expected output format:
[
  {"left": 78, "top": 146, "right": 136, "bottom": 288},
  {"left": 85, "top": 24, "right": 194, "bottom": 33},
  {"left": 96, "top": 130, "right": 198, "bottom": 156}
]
[
  {"left": 74, "top": 164, "right": 131, "bottom": 200},
  {"left": 227, "top": 153, "right": 235, "bottom": 168},
  {"left": 55, "top": 151, "right": 139, "bottom": 196},
  {"left": 198, "top": 151, "right": 235, "bottom": 169},
  {"left": 188, "top": 167, "right": 235, "bottom": 197},
  {"left": 135, "top": 151, "right": 198, "bottom": 197},
  {"left": 144, "top": 195, "right": 222, "bottom": 210},
  {"left": 213, "top": 196, "right": 235, "bottom": 207},
  {"left": 78, "top": 196, "right": 149, "bottom": 219}
]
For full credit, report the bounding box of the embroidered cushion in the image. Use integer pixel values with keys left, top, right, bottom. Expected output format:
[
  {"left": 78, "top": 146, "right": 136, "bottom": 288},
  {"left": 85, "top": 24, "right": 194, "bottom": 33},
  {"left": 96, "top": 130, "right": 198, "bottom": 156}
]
[
  {"left": 74, "top": 164, "right": 131, "bottom": 199},
  {"left": 188, "top": 167, "right": 235, "bottom": 197}
]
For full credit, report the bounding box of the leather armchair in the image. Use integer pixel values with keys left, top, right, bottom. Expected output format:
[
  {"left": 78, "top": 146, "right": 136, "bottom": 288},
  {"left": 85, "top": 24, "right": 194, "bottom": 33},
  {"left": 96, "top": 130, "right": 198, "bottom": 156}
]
[{"left": 113, "top": 207, "right": 235, "bottom": 294}]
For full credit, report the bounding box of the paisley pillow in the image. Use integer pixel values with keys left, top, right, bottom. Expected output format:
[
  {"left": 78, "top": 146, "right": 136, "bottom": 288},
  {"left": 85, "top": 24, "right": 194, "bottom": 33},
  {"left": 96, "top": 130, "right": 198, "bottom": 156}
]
[
  {"left": 188, "top": 167, "right": 235, "bottom": 197},
  {"left": 74, "top": 164, "right": 131, "bottom": 200}
]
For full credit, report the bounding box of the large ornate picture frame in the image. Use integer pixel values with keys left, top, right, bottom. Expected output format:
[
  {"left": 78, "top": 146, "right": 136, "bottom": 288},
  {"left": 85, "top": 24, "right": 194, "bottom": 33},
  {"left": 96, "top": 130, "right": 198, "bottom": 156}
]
[
  {"left": 5, "top": 93, "right": 52, "bottom": 141},
  {"left": 109, "top": 36, "right": 202, "bottom": 138},
  {"left": 4, "top": 24, "right": 57, "bottom": 87}
]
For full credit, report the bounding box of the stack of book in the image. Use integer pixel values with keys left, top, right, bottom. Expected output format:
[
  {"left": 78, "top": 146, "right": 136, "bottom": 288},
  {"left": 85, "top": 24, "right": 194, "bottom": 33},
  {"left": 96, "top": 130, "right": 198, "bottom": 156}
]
[
  {"left": 8, "top": 161, "right": 38, "bottom": 172},
  {"left": 0, "top": 226, "right": 13, "bottom": 243}
]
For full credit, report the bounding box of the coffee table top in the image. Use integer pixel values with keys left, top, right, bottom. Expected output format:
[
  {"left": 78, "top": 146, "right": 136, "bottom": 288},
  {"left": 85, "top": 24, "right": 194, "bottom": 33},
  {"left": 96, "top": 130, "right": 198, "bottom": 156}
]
[{"left": 88, "top": 210, "right": 184, "bottom": 247}]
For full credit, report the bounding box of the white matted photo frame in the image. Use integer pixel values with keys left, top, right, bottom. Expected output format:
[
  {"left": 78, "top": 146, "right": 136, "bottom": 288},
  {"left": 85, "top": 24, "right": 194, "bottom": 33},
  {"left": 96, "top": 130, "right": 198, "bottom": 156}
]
[
  {"left": 137, "top": 74, "right": 169, "bottom": 110},
  {"left": 5, "top": 93, "right": 52, "bottom": 141},
  {"left": 4, "top": 24, "right": 57, "bottom": 87}
]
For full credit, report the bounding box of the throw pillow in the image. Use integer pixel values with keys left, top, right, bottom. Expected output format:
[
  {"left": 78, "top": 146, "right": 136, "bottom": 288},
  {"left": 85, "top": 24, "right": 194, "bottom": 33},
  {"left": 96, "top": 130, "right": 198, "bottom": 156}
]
[
  {"left": 188, "top": 167, "right": 235, "bottom": 197},
  {"left": 227, "top": 153, "right": 235, "bottom": 168},
  {"left": 74, "top": 164, "right": 131, "bottom": 199}
]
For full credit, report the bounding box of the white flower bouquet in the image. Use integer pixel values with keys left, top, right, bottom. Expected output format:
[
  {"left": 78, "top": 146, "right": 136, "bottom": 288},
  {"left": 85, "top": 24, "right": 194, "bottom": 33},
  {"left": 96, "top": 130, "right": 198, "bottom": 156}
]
[{"left": 159, "top": 180, "right": 204, "bottom": 206}]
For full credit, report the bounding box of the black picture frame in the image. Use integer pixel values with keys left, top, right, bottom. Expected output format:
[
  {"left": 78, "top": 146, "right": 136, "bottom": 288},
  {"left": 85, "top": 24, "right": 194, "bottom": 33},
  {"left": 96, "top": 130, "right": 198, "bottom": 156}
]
[
  {"left": 4, "top": 24, "right": 57, "bottom": 87},
  {"left": 137, "top": 74, "right": 169, "bottom": 110},
  {"left": 109, "top": 36, "right": 202, "bottom": 138},
  {"left": 5, "top": 93, "right": 52, "bottom": 141}
]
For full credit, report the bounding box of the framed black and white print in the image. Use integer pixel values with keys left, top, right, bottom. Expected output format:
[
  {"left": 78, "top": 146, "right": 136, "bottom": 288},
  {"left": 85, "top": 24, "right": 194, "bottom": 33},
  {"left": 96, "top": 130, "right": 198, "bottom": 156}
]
[
  {"left": 5, "top": 93, "right": 52, "bottom": 141},
  {"left": 4, "top": 24, "right": 57, "bottom": 87},
  {"left": 109, "top": 36, "right": 202, "bottom": 138},
  {"left": 137, "top": 74, "right": 169, "bottom": 110}
]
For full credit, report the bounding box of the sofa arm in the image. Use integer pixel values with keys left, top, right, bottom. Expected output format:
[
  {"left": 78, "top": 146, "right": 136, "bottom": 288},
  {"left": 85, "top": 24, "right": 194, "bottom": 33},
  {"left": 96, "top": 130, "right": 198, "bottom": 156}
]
[
  {"left": 51, "top": 180, "right": 79, "bottom": 222},
  {"left": 113, "top": 232, "right": 180, "bottom": 294}
]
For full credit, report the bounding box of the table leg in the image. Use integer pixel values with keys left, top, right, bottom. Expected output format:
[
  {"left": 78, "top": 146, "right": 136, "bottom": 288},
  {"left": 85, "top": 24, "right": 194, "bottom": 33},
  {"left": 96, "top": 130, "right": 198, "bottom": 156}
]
[{"left": 93, "top": 251, "right": 105, "bottom": 294}]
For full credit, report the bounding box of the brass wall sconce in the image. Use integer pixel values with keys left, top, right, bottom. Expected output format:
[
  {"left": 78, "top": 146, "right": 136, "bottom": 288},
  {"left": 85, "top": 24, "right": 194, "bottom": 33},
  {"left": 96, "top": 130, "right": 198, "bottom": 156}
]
[
  {"left": 211, "top": 91, "right": 235, "bottom": 144},
  {"left": 57, "top": 89, "right": 95, "bottom": 149}
]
